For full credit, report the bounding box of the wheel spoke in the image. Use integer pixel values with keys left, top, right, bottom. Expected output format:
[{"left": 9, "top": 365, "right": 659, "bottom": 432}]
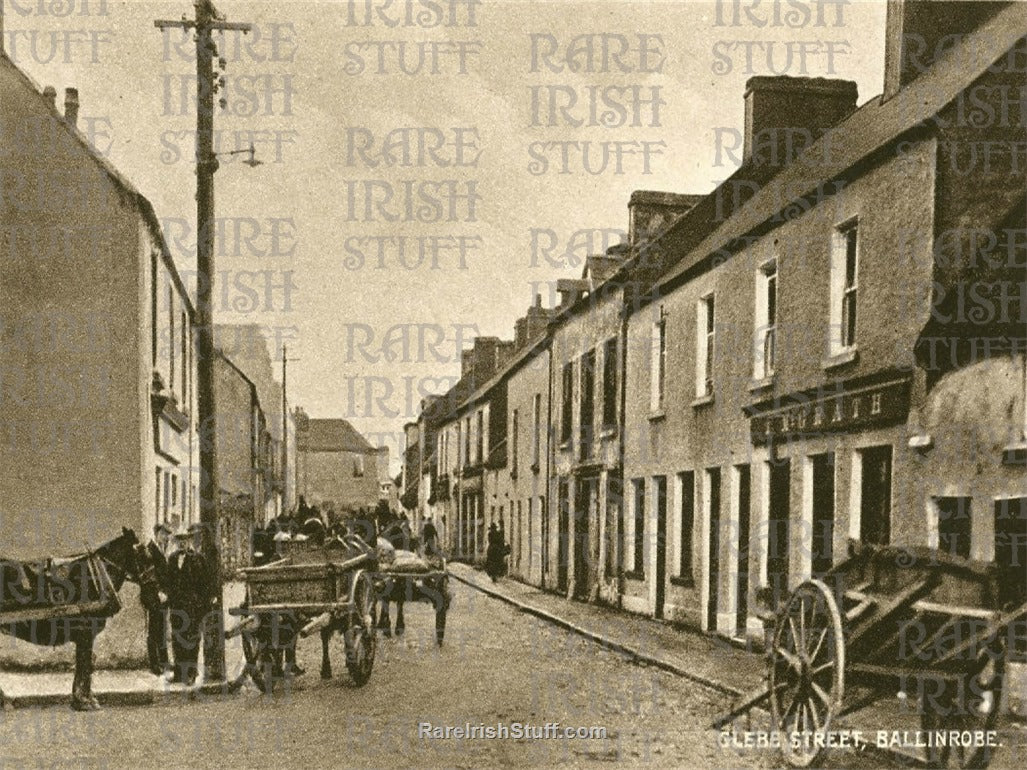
[
  {"left": 809, "top": 627, "right": 828, "bottom": 662},
  {"left": 810, "top": 680, "right": 832, "bottom": 708},
  {"left": 807, "top": 697, "right": 822, "bottom": 733},
  {"left": 798, "top": 596, "right": 807, "bottom": 652},
  {"left": 812, "top": 660, "right": 834, "bottom": 676},
  {"left": 788, "top": 615, "right": 800, "bottom": 654},
  {"left": 776, "top": 645, "right": 802, "bottom": 672}
]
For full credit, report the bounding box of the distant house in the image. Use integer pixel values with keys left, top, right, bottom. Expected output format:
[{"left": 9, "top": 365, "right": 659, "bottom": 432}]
[{"left": 293, "top": 409, "right": 387, "bottom": 515}]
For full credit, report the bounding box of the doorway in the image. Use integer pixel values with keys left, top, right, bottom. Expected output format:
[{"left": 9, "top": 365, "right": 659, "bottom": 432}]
[{"left": 654, "top": 476, "right": 667, "bottom": 619}]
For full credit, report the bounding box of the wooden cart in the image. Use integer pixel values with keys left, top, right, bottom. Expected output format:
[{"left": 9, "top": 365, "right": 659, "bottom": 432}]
[
  {"left": 228, "top": 536, "right": 378, "bottom": 692},
  {"left": 713, "top": 542, "right": 1027, "bottom": 768},
  {"left": 372, "top": 555, "right": 451, "bottom": 645}
]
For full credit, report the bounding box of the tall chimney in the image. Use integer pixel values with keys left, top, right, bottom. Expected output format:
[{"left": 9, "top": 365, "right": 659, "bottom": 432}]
[
  {"left": 743, "top": 77, "right": 857, "bottom": 167},
  {"left": 883, "top": 0, "right": 1009, "bottom": 101},
  {"left": 43, "top": 86, "right": 57, "bottom": 109},
  {"left": 64, "top": 87, "right": 80, "bottom": 127}
]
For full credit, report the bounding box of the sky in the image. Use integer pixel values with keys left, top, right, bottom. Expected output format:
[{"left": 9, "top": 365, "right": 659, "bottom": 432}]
[{"left": 3, "top": 0, "right": 888, "bottom": 472}]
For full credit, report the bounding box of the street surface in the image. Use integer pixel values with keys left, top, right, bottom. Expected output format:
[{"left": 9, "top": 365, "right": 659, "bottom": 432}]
[{"left": 0, "top": 581, "right": 897, "bottom": 769}]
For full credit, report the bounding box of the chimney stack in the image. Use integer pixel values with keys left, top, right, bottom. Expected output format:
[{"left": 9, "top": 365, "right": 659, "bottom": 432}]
[
  {"left": 64, "top": 87, "right": 80, "bottom": 127},
  {"left": 629, "top": 191, "right": 702, "bottom": 248},
  {"left": 743, "top": 77, "right": 857, "bottom": 167},
  {"left": 43, "top": 86, "right": 57, "bottom": 109},
  {"left": 883, "top": 0, "right": 1008, "bottom": 101}
]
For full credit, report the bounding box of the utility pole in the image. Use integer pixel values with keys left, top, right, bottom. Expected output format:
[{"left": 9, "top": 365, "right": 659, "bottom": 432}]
[
  {"left": 282, "top": 345, "right": 288, "bottom": 515},
  {"left": 155, "top": 1, "right": 252, "bottom": 684}
]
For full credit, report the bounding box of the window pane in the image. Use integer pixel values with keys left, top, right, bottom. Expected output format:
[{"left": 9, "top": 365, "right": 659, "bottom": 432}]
[{"left": 845, "top": 228, "right": 857, "bottom": 287}]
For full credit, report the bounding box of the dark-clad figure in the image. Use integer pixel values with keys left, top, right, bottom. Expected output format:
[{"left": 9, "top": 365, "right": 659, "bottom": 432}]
[
  {"left": 145, "top": 523, "right": 172, "bottom": 676},
  {"left": 422, "top": 517, "right": 440, "bottom": 559},
  {"left": 485, "top": 522, "right": 507, "bottom": 583},
  {"left": 167, "top": 524, "right": 212, "bottom": 685}
]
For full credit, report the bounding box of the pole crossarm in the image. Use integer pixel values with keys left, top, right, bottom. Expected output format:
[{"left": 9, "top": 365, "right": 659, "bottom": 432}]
[{"left": 154, "top": 19, "right": 253, "bottom": 32}]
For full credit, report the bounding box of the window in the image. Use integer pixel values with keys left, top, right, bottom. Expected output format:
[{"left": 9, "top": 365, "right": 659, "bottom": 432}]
[
  {"left": 155, "top": 468, "right": 162, "bottom": 523},
  {"left": 480, "top": 404, "right": 489, "bottom": 463},
  {"left": 463, "top": 416, "right": 471, "bottom": 466},
  {"left": 560, "top": 361, "right": 573, "bottom": 443},
  {"left": 163, "top": 470, "right": 171, "bottom": 519},
  {"left": 602, "top": 337, "right": 618, "bottom": 428},
  {"left": 651, "top": 309, "right": 666, "bottom": 411},
  {"left": 511, "top": 409, "right": 519, "bottom": 476},
  {"left": 171, "top": 473, "right": 178, "bottom": 508},
  {"left": 580, "top": 349, "right": 595, "bottom": 459},
  {"left": 353, "top": 454, "right": 365, "bottom": 477},
  {"left": 168, "top": 285, "right": 175, "bottom": 388},
  {"left": 755, "top": 259, "right": 777, "bottom": 379},
  {"left": 811, "top": 453, "right": 835, "bottom": 576},
  {"left": 180, "top": 311, "right": 188, "bottom": 398},
  {"left": 475, "top": 410, "right": 484, "bottom": 464},
  {"left": 831, "top": 220, "right": 859, "bottom": 354},
  {"left": 935, "top": 497, "right": 971, "bottom": 559},
  {"left": 151, "top": 253, "right": 158, "bottom": 367},
  {"left": 678, "top": 471, "right": 695, "bottom": 584},
  {"left": 632, "top": 479, "right": 646, "bottom": 575},
  {"left": 531, "top": 393, "right": 541, "bottom": 470},
  {"left": 696, "top": 294, "right": 715, "bottom": 398}
]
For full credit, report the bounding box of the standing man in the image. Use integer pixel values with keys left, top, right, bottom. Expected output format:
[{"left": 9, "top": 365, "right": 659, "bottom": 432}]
[
  {"left": 145, "top": 524, "right": 172, "bottom": 676},
  {"left": 167, "top": 524, "right": 212, "bottom": 685}
]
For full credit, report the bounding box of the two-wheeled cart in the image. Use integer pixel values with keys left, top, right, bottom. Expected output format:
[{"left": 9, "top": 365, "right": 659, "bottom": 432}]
[
  {"left": 714, "top": 542, "right": 1027, "bottom": 768},
  {"left": 227, "top": 536, "right": 378, "bottom": 692}
]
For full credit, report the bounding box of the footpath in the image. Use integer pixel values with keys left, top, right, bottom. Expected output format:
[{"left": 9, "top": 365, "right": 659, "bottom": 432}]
[{"left": 449, "top": 562, "right": 1027, "bottom": 768}]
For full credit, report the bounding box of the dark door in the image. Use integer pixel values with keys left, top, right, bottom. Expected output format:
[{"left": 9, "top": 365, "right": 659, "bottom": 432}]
[
  {"left": 811, "top": 453, "right": 835, "bottom": 577},
  {"left": 860, "top": 446, "right": 892, "bottom": 546},
  {"left": 557, "top": 480, "right": 569, "bottom": 592},
  {"left": 655, "top": 476, "right": 667, "bottom": 619},
  {"left": 995, "top": 498, "right": 1027, "bottom": 660},
  {"left": 573, "top": 478, "right": 594, "bottom": 600},
  {"left": 768, "top": 460, "right": 790, "bottom": 608},
  {"left": 735, "top": 466, "right": 751, "bottom": 635},
  {"left": 706, "top": 468, "right": 722, "bottom": 631}
]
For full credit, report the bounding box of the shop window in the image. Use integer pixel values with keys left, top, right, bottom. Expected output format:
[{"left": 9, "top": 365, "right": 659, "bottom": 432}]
[{"left": 859, "top": 446, "right": 892, "bottom": 546}]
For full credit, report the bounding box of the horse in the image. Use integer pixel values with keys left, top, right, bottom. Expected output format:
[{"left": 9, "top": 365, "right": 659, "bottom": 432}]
[
  {"left": 374, "top": 520, "right": 417, "bottom": 638},
  {"left": 0, "top": 528, "right": 160, "bottom": 711}
]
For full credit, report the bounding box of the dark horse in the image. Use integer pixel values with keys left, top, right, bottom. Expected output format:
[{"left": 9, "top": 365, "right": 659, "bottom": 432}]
[{"left": 0, "top": 528, "right": 160, "bottom": 710}]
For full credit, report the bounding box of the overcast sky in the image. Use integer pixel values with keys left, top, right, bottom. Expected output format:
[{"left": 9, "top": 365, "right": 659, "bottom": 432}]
[{"left": 5, "top": 0, "right": 887, "bottom": 471}]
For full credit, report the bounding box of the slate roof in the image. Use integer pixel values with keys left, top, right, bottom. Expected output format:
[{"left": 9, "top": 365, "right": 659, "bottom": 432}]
[{"left": 298, "top": 419, "right": 375, "bottom": 453}]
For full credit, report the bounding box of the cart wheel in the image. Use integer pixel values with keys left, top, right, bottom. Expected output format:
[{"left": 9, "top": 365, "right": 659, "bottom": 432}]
[
  {"left": 922, "top": 654, "right": 1003, "bottom": 769},
  {"left": 344, "top": 571, "right": 376, "bottom": 687},
  {"left": 770, "top": 579, "right": 846, "bottom": 768}
]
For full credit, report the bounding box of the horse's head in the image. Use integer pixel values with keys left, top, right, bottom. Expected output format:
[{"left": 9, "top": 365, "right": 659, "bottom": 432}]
[{"left": 96, "top": 529, "right": 159, "bottom": 606}]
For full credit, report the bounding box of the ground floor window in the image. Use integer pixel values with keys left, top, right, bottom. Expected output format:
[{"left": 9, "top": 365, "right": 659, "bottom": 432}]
[
  {"left": 632, "top": 479, "right": 645, "bottom": 576},
  {"left": 811, "top": 453, "right": 835, "bottom": 577},
  {"left": 934, "top": 496, "right": 972, "bottom": 559}
]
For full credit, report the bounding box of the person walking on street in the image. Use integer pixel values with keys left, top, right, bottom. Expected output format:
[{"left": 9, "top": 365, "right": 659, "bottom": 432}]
[
  {"left": 167, "top": 524, "right": 212, "bottom": 685},
  {"left": 145, "top": 523, "right": 172, "bottom": 676},
  {"left": 485, "top": 522, "right": 508, "bottom": 583}
]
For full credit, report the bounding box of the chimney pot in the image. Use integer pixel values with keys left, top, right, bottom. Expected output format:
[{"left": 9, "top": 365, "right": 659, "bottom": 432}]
[
  {"left": 64, "top": 87, "right": 80, "bottom": 127},
  {"left": 43, "top": 86, "right": 57, "bottom": 108}
]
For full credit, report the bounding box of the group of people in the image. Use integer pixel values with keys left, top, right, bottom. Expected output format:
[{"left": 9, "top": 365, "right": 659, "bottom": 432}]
[{"left": 144, "top": 523, "right": 215, "bottom": 685}]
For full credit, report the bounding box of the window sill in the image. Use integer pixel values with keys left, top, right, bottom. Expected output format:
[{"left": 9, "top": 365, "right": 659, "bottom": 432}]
[
  {"left": 669, "top": 575, "right": 694, "bottom": 588},
  {"left": 648, "top": 411, "right": 666, "bottom": 423},
  {"left": 748, "top": 375, "right": 775, "bottom": 393},
  {"left": 821, "top": 347, "right": 859, "bottom": 371},
  {"left": 691, "top": 393, "right": 715, "bottom": 408},
  {"left": 624, "top": 570, "right": 645, "bottom": 582}
]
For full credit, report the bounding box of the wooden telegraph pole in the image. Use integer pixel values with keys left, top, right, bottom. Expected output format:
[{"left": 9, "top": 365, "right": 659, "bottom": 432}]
[{"left": 155, "top": 1, "right": 252, "bottom": 683}]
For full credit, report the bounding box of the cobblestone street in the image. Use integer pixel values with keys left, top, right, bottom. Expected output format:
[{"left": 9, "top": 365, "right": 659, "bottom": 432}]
[{"left": 0, "top": 581, "right": 899, "bottom": 769}]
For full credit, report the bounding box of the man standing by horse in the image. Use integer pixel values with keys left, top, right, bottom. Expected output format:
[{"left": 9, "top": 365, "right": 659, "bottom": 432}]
[
  {"left": 167, "top": 524, "right": 213, "bottom": 685},
  {"left": 145, "top": 523, "right": 172, "bottom": 676}
]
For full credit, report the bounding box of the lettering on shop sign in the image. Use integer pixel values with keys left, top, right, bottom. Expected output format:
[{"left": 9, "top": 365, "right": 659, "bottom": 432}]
[{"left": 748, "top": 378, "right": 911, "bottom": 446}]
